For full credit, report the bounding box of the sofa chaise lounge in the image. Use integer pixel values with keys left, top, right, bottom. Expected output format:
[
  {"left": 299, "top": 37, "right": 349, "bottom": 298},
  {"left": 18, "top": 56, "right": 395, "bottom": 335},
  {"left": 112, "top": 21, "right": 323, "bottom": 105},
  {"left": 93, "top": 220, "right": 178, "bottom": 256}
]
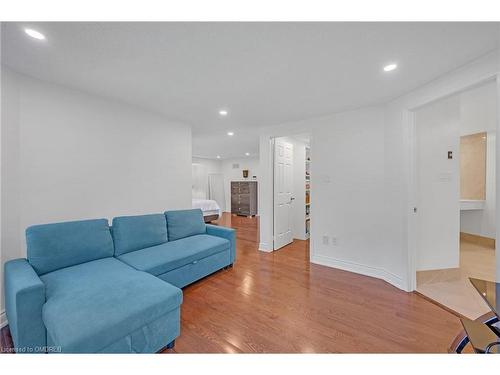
[{"left": 4, "top": 209, "right": 235, "bottom": 353}]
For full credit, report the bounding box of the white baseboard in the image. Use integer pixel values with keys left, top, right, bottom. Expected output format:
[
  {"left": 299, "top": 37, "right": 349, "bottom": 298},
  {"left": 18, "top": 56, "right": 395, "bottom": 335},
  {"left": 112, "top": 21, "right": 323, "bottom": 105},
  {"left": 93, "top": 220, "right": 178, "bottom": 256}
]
[
  {"left": 310, "top": 254, "right": 407, "bottom": 291},
  {"left": 0, "top": 309, "right": 7, "bottom": 329},
  {"left": 258, "top": 242, "right": 273, "bottom": 252}
]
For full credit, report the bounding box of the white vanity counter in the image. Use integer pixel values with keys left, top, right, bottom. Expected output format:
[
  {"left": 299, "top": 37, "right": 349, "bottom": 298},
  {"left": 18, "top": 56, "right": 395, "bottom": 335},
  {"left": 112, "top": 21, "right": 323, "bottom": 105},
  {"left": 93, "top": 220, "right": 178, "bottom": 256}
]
[{"left": 460, "top": 200, "right": 486, "bottom": 211}]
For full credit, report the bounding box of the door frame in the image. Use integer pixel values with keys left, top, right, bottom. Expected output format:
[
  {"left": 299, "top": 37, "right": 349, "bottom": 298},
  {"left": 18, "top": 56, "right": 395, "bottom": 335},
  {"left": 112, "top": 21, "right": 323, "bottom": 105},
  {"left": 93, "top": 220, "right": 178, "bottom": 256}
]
[{"left": 406, "top": 74, "right": 499, "bottom": 291}]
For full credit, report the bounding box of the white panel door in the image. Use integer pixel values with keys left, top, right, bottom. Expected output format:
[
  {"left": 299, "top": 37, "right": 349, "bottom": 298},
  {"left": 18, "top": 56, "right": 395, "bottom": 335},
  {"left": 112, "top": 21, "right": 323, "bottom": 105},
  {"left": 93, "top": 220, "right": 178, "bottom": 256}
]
[
  {"left": 416, "top": 95, "right": 460, "bottom": 271},
  {"left": 274, "top": 139, "right": 294, "bottom": 250}
]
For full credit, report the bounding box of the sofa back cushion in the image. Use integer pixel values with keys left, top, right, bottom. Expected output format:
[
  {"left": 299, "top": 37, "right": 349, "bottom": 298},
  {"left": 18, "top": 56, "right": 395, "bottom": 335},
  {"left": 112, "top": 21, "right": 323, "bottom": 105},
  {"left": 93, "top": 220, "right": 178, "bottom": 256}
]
[
  {"left": 165, "top": 209, "right": 206, "bottom": 241},
  {"left": 112, "top": 213, "right": 168, "bottom": 256},
  {"left": 26, "top": 219, "right": 114, "bottom": 275}
]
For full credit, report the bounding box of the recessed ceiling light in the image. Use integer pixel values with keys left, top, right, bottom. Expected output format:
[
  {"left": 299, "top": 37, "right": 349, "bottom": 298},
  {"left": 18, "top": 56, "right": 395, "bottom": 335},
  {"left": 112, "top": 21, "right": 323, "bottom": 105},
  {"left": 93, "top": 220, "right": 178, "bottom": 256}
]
[
  {"left": 216, "top": 155, "right": 221, "bottom": 159},
  {"left": 383, "top": 63, "right": 397, "bottom": 72},
  {"left": 245, "top": 152, "right": 250, "bottom": 156},
  {"left": 219, "top": 109, "right": 228, "bottom": 116},
  {"left": 24, "top": 28, "right": 46, "bottom": 40},
  {"left": 227, "top": 131, "right": 234, "bottom": 136}
]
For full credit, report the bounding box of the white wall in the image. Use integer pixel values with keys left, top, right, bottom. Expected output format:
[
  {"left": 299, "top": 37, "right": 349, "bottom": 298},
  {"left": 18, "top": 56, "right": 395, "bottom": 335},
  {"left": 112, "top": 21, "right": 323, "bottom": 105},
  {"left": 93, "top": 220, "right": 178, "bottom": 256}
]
[
  {"left": 460, "top": 82, "right": 498, "bottom": 135},
  {"left": 259, "top": 51, "right": 500, "bottom": 291},
  {"left": 258, "top": 107, "right": 399, "bottom": 285},
  {"left": 459, "top": 82, "right": 497, "bottom": 239},
  {"left": 221, "top": 157, "right": 260, "bottom": 213},
  {"left": 0, "top": 67, "right": 192, "bottom": 326},
  {"left": 0, "top": 46, "right": 4, "bottom": 328},
  {"left": 415, "top": 95, "right": 460, "bottom": 271},
  {"left": 191, "top": 157, "right": 222, "bottom": 201},
  {"left": 192, "top": 157, "right": 222, "bottom": 176},
  {"left": 311, "top": 107, "right": 390, "bottom": 280}
]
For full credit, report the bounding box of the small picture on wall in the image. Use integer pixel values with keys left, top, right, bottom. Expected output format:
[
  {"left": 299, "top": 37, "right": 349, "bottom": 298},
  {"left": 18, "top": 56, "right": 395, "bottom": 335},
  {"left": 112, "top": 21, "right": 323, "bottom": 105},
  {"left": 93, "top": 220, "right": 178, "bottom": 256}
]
[{"left": 243, "top": 170, "right": 249, "bottom": 178}]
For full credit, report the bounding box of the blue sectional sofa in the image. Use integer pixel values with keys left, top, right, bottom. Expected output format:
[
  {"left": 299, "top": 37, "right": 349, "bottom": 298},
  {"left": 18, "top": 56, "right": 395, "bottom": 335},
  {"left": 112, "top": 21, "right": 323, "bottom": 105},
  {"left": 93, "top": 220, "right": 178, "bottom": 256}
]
[{"left": 4, "top": 209, "right": 235, "bottom": 353}]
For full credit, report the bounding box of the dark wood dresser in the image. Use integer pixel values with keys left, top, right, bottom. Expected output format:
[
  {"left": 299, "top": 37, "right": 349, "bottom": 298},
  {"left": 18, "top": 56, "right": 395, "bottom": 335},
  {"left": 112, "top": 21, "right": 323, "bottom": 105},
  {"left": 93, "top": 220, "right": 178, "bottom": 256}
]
[{"left": 231, "top": 181, "right": 258, "bottom": 216}]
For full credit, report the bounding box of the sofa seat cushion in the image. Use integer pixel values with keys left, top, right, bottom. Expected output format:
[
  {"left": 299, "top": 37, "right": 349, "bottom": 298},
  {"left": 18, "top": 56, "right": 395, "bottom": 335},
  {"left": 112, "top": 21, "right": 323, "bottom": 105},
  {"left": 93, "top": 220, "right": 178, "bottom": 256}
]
[
  {"left": 40, "top": 257, "right": 182, "bottom": 353},
  {"left": 118, "top": 234, "right": 230, "bottom": 276}
]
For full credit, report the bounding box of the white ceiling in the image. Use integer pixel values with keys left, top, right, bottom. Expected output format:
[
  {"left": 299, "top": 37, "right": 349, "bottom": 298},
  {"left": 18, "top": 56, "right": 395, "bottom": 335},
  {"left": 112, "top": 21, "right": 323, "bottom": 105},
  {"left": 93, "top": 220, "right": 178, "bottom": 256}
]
[{"left": 2, "top": 22, "right": 499, "bottom": 159}]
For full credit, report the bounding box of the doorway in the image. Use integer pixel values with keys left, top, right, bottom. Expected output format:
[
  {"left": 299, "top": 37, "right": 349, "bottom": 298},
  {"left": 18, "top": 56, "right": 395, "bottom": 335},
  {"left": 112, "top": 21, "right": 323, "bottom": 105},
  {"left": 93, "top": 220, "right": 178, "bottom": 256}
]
[
  {"left": 272, "top": 134, "right": 311, "bottom": 251},
  {"left": 414, "top": 81, "right": 497, "bottom": 319}
]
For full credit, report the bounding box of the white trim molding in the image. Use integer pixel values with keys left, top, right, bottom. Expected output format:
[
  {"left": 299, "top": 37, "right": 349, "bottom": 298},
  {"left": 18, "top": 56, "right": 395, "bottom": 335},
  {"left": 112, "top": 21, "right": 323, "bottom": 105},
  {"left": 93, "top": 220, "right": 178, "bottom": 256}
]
[
  {"left": 311, "top": 254, "right": 407, "bottom": 292},
  {"left": 0, "top": 309, "right": 7, "bottom": 329},
  {"left": 258, "top": 242, "right": 273, "bottom": 252}
]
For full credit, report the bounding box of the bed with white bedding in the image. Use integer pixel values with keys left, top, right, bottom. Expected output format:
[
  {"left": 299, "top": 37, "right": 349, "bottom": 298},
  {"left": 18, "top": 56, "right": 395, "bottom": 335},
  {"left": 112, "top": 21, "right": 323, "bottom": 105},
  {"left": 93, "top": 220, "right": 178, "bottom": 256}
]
[{"left": 192, "top": 198, "right": 221, "bottom": 222}]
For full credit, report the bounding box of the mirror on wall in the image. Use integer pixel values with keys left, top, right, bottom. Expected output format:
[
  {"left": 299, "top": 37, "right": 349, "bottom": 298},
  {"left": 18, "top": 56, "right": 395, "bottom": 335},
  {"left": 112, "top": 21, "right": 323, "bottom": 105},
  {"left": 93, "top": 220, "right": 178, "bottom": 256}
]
[{"left": 460, "top": 132, "right": 486, "bottom": 200}]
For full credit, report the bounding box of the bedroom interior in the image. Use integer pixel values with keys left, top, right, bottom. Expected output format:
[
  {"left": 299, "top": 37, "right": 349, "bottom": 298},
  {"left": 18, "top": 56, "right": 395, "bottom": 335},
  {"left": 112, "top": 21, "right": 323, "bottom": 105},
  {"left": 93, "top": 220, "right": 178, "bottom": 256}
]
[
  {"left": 192, "top": 131, "right": 311, "bottom": 248},
  {"left": 2, "top": 14, "right": 500, "bottom": 363},
  {"left": 191, "top": 155, "right": 260, "bottom": 221}
]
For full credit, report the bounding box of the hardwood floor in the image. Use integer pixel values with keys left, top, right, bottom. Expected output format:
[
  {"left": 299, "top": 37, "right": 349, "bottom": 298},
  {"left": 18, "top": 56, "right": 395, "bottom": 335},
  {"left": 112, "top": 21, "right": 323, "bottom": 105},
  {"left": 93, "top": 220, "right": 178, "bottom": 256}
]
[
  {"left": 162, "top": 213, "right": 462, "bottom": 353},
  {"left": 0, "top": 323, "right": 13, "bottom": 354},
  {"left": 1, "top": 213, "right": 463, "bottom": 353}
]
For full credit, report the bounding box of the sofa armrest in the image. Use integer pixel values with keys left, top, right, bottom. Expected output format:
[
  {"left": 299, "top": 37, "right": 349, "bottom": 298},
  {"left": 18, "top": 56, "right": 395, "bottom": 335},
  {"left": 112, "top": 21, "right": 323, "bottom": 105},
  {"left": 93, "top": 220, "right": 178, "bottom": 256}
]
[
  {"left": 4, "top": 258, "right": 46, "bottom": 353},
  {"left": 206, "top": 224, "right": 236, "bottom": 264}
]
